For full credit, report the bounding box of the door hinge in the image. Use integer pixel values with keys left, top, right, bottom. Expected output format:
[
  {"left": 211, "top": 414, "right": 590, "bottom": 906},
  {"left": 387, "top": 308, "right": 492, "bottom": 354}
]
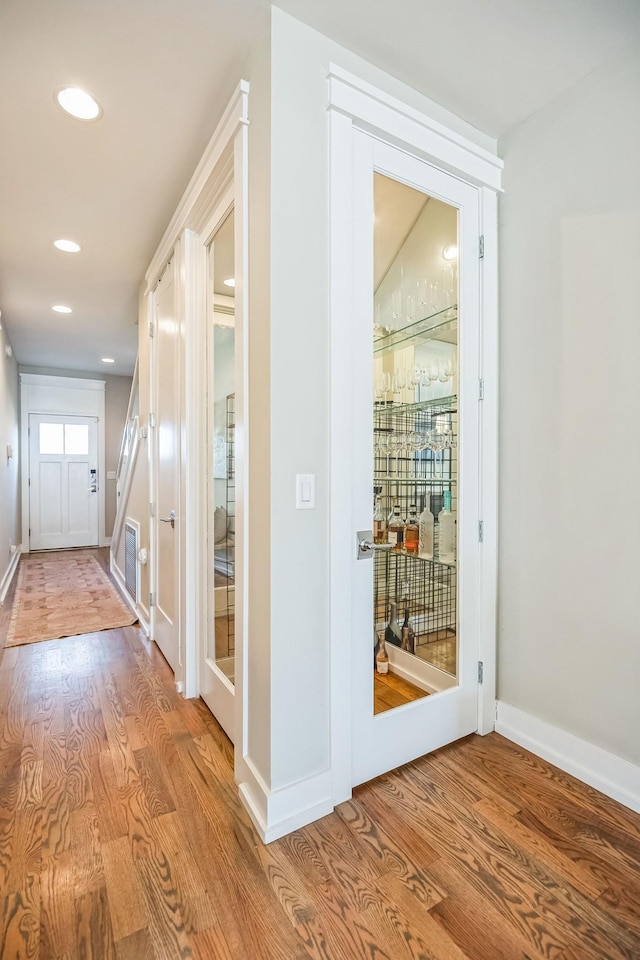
[
  {"left": 478, "top": 520, "right": 484, "bottom": 543},
  {"left": 479, "top": 378, "right": 485, "bottom": 400},
  {"left": 149, "top": 503, "right": 155, "bottom": 518},
  {"left": 478, "top": 661, "right": 484, "bottom": 684},
  {"left": 479, "top": 235, "right": 485, "bottom": 259},
  {"left": 148, "top": 412, "right": 155, "bottom": 429},
  {"left": 149, "top": 593, "right": 156, "bottom": 607},
  {"left": 149, "top": 320, "right": 155, "bottom": 338}
]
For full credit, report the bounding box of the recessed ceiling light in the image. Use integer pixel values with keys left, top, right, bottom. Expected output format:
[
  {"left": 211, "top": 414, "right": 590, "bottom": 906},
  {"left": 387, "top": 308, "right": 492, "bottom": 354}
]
[
  {"left": 101, "top": 357, "right": 115, "bottom": 364},
  {"left": 56, "top": 86, "right": 101, "bottom": 121},
  {"left": 442, "top": 244, "right": 458, "bottom": 261},
  {"left": 53, "top": 238, "right": 81, "bottom": 253},
  {"left": 223, "top": 278, "right": 236, "bottom": 288},
  {"left": 52, "top": 304, "right": 72, "bottom": 314}
]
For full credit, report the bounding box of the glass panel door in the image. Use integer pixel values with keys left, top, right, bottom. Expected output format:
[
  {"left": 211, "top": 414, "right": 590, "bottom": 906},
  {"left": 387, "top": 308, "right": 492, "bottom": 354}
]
[{"left": 350, "top": 133, "right": 481, "bottom": 787}]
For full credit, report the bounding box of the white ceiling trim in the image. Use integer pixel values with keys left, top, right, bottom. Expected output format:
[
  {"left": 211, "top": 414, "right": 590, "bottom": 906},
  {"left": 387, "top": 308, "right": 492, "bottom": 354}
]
[{"left": 145, "top": 80, "right": 250, "bottom": 292}]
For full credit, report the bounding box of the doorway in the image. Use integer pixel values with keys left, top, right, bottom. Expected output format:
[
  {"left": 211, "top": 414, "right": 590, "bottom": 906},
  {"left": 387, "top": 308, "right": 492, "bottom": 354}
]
[{"left": 28, "top": 413, "right": 99, "bottom": 550}]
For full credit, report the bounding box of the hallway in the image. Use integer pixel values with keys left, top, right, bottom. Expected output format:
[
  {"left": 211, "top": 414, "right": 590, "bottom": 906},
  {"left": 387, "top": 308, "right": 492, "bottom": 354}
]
[{"left": 2, "top": 590, "right": 640, "bottom": 957}]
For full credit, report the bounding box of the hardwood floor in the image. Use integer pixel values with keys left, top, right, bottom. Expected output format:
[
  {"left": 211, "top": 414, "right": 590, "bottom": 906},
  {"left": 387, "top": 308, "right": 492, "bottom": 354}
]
[
  {"left": 1, "top": 570, "right": 640, "bottom": 958},
  {"left": 374, "top": 670, "right": 428, "bottom": 714}
]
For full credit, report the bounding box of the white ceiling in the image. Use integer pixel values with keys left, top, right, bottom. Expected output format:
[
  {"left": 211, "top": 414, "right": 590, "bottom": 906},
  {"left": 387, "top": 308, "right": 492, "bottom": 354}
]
[{"left": 1, "top": 0, "right": 638, "bottom": 375}]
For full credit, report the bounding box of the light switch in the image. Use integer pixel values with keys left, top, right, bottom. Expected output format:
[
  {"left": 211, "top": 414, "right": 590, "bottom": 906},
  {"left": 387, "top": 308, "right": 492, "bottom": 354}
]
[
  {"left": 296, "top": 473, "right": 315, "bottom": 509},
  {"left": 107, "top": 470, "right": 116, "bottom": 480}
]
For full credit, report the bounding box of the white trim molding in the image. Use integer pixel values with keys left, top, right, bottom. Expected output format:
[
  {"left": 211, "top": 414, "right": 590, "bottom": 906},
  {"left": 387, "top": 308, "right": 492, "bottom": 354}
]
[
  {"left": 0, "top": 544, "right": 21, "bottom": 605},
  {"left": 496, "top": 701, "right": 640, "bottom": 815},
  {"left": 239, "top": 761, "right": 334, "bottom": 844}
]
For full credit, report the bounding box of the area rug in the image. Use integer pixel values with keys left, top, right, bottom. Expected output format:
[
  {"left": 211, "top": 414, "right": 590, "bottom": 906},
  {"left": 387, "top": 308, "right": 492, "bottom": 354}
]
[{"left": 5, "top": 551, "right": 137, "bottom": 647}]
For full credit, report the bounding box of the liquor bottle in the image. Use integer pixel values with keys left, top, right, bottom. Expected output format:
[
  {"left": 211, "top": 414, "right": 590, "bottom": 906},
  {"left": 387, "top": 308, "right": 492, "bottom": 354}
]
[
  {"left": 375, "top": 632, "right": 389, "bottom": 674},
  {"left": 401, "top": 607, "right": 416, "bottom": 654},
  {"left": 388, "top": 505, "right": 405, "bottom": 553},
  {"left": 385, "top": 602, "right": 402, "bottom": 647},
  {"left": 404, "top": 504, "right": 419, "bottom": 554},
  {"left": 418, "top": 494, "right": 434, "bottom": 560},
  {"left": 373, "top": 495, "right": 387, "bottom": 544},
  {"left": 438, "top": 489, "right": 456, "bottom": 564}
]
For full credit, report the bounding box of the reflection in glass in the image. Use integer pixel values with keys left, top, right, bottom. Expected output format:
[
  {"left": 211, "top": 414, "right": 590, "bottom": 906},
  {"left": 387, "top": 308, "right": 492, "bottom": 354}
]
[
  {"left": 372, "top": 173, "right": 459, "bottom": 715},
  {"left": 207, "top": 211, "right": 236, "bottom": 684}
]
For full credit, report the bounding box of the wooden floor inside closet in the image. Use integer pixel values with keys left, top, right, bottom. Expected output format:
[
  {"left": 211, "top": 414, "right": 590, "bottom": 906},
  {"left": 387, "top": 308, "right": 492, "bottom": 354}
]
[{"left": 1, "top": 555, "right": 640, "bottom": 959}]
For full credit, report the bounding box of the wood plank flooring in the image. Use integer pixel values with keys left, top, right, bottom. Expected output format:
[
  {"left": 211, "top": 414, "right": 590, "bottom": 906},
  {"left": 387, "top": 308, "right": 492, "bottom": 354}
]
[
  {"left": 2, "top": 568, "right": 640, "bottom": 957},
  {"left": 374, "top": 670, "right": 428, "bottom": 714}
]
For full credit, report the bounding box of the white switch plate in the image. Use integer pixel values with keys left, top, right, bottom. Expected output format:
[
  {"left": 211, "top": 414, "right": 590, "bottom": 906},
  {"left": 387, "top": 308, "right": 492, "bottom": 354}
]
[
  {"left": 296, "top": 473, "right": 315, "bottom": 509},
  {"left": 107, "top": 470, "right": 116, "bottom": 480}
]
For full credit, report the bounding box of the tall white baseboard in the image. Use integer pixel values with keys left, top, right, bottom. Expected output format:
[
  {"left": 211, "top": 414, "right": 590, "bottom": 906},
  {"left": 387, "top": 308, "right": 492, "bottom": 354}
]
[
  {"left": 0, "top": 545, "right": 22, "bottom": 606},
  {"left": 239, "top": 759, "right": 335, "bottom": 843},
  {"left": 496, "top": 701, "right": 640, "bottom": 815},
  {"left": 109, "top": 556, "right": 148, "bottom": 636}
]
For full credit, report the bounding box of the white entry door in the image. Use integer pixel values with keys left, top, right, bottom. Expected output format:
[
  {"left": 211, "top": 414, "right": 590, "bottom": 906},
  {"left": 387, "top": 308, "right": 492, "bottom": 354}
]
[
  {"left": 152, "top": 260, "right": 181, "bottom": 674},
  {"left": 348, "top": 133, "right": 482, "bottom": 786},
  {"left": 29, "top": 414, "right": 99, "bottom": 550}
]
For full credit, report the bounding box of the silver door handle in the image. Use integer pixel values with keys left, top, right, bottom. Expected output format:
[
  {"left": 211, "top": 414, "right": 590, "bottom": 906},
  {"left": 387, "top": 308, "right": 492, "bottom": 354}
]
[
  {"left": 357, "top": 529, "right": 393, "bottom": 559},
  {"left": 160, "top": 510, "right": 176, "bottom": 528}
]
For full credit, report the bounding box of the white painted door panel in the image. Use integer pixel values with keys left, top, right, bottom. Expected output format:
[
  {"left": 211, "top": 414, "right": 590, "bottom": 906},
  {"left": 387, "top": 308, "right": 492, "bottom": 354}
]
[
  {"left": 152, "top": 261, "right": 181, "bottom": 674},
  {"left": 29, "top": 414, "right": 98, "bottom": 550}
]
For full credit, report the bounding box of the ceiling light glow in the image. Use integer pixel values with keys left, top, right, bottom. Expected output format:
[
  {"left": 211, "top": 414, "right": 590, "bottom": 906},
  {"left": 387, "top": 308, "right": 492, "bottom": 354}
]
[
  {"left": 101, "top": 357, "right": 115, "bottom": 364},
  {"left": 56, "top": 87, "right": 101, "bottom": 121},
  {"left": 442, "top": 244, "right": 458, "bottom": 261},
  {"left": 223, "top": 278, "right": 236, "bottom": 288},
  {"left": 52, "top": 304, "right": 72, "bottom": 314},
  {"left": 53, "top": 239, "right": 81, "bottom": 253}
]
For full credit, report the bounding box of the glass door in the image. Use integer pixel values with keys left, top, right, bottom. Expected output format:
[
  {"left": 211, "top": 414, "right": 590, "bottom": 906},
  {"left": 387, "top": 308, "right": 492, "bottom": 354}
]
[
  {"left": 351, "top": 133, "right": 482, "bottom": 786},
  {"left": 200, "top": 208, "right": 236, "bottom": 742}
]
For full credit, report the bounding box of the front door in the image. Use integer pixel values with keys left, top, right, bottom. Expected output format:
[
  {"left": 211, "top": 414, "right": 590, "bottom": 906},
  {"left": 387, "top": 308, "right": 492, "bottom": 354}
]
[
  {"left": 29, "top": 413, "right": 99, "bottom": 550},
  {"left": 152, "top": 260, "right": 181, "bottom": 673},
  {"left": 350, "top": 133, "right": 482, "bottom": 785}
]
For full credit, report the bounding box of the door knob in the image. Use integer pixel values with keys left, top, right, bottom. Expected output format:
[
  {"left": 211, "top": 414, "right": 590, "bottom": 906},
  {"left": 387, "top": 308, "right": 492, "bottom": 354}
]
[
  {"left": 357, "top": 530, "right": 393, "bottom": 559},
  {"left": 160, "top": 510, "right": 176, "bottom": 529}
]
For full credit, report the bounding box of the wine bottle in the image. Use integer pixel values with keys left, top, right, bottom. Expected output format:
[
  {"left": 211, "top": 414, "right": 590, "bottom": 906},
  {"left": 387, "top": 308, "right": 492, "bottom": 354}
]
[
  {"left": 373, "top": 495, "right": 387, "bottom": 544},
  {"left": 385, "top": 602, "right": 402, "bottom": 647},
  {"left": 438, "top": 489, "right": 456, "bottom": 564},
  {"left": 388, "top": 505, "right": 405, "bottom": 553},
  {"left": 375, "top": 632, "right": 389, "bottom": 674},
  {"left": 404, "top": 504, "right": 419, "bottom": 554},
  {"left": 418, "top": 494, "right": 434, "bottom": 560},
  {"left": 401, "top": 607, "right": 415, "bottom": 653}
]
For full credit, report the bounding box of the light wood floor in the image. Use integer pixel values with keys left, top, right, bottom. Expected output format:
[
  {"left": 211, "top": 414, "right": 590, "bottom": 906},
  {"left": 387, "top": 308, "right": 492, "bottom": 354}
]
[
  {"left": 2, "top": 564, "right": 640, "bottom": 957},
  {"left": 374, "top": 670, "right": 428, "bottom": 714}
]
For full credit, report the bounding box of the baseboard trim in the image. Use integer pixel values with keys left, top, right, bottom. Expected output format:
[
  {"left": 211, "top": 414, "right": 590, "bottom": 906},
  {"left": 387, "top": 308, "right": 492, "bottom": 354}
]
[
  {"left": 0, "top": 545, "right": 22, "bottom": 605},
  {"left": 239, "top": 759, "right": 334, "bottom": 843},
  {"left": 496, "top": 701, "right": 640, "bottom": 815}
]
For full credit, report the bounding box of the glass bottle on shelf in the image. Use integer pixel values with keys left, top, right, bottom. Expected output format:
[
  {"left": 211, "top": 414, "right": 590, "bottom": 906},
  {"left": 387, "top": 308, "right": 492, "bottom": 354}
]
[
  {"left": 418, "top": 494, "right": 434, "bottom": 560},
  {"left": 375, "top": 632, "right": 389, "bottom": 674},
  {"left": 385, "top": 602, "right": 402, "bottom": 647},
  {"left": 438, "top": 489, "right": 456, "bottom": 564},
  {"left": 373, "top": 494, "right": 387, "bottom": 544},
  {"left": 401, "top": 608, "right": 415, "bottom": 654},
  {"left": 404, "top": 504, "right": 419, "bottom": 554},
  {"left": 388, "top": 505, "right": 405, "bottom": 553}
]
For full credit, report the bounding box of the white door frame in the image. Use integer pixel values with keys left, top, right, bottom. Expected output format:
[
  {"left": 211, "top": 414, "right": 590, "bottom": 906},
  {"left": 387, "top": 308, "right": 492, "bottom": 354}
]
[
  {"left": 143, "top": 84, "right": 249, "bottom": 774},
  {"left": 328, "top": 65, "right": 502, "bottom": 804},
  {"left": 20, "top": 374, "right": 106, "bottom": 552}
]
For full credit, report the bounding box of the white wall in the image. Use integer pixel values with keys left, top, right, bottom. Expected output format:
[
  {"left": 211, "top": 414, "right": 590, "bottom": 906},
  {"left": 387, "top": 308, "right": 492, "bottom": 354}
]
[
  {"left": 498, "top": 49, "right": 640, "bottom": 766},
  {"left": 0, "top": 322, "right": 20, "bottom": 598},
  {"left": 244, "top": 7, "right": 496, "bottom": 814}
]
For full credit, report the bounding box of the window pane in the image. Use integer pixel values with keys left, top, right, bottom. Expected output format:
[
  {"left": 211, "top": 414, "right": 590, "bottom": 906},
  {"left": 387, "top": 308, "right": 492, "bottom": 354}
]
[
  {"left": 64, "top": 424, "right": 89, "bottom": 455},
  {"left": 39, "top": 423, "right": 64, "bottom": 455}
]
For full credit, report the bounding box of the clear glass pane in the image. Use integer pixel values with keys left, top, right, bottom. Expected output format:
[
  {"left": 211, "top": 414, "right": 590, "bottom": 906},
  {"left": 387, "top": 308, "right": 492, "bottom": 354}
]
[
  {"left": 208, "top": 211, "right": 236, "bottom": 684},
  {"left": 64, "top": 423, "right": 89, "bottom": 455},
  {"left": 373, "top": 173, "right": 459, "bottom": 715},
  {"left": 39, "top": 422, "right": 64, "bottom": 455}
]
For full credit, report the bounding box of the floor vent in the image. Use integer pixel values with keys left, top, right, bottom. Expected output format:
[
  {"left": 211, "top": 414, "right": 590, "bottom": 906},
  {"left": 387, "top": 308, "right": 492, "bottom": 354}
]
[{"left": 124, "top": 523, "right": 138, "bottom": 601}]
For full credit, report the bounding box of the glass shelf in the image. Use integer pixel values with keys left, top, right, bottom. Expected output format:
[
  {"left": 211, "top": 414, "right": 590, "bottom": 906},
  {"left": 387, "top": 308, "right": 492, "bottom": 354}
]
[
  {"left": 374, "top": 395, "right": 457, "bottom": 418},
  {"left": 373, "top": 305, "right": 457, "bottom": 356}
]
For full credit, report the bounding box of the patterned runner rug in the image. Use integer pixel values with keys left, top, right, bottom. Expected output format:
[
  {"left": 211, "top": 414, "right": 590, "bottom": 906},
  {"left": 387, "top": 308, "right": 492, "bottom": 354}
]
[{"left": 5, "top": 551, "right": 137, "bottom": 647}]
